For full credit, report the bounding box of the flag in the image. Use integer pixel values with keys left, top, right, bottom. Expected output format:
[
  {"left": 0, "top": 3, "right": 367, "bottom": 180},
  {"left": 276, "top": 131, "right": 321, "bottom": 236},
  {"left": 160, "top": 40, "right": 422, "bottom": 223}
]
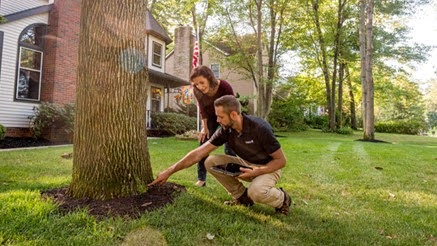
[{"left": 192, "top": 39, "right": 200, "bottom": 69}]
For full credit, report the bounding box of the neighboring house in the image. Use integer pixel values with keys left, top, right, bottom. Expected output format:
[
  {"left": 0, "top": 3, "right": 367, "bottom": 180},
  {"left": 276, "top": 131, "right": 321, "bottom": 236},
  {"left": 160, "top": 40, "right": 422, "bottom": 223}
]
[
  {"left": 0, "top": 0, "right": 189, "bottom": 142},
  {"left": 165, "top": 26, "right": 255, "bottom": 113}
]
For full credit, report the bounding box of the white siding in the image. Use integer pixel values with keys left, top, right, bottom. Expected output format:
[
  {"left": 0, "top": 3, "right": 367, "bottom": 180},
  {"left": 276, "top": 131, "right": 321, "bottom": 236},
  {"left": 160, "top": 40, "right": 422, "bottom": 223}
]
[
  {"left": 0, "top": 13, "right": 49, "bottom": 127},
  {"left": 0, "top": 0, "right": 49, "bottom": 16},
  {"left": 147, "top": 35, "right": 165, "bottom": 73}
]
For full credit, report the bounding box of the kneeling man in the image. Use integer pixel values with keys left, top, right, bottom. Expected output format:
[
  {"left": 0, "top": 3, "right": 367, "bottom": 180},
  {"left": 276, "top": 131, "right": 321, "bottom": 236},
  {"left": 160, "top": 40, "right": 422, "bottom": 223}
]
[{"left": 148, "top": 95, "right": 292, "bottom": 215}]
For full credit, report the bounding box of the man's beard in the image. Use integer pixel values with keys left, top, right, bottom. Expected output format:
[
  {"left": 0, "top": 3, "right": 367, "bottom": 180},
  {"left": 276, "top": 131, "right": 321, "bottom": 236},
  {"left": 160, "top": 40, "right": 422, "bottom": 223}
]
[{"left": 220, "top": 119, "right": 235, "bottom": 130}]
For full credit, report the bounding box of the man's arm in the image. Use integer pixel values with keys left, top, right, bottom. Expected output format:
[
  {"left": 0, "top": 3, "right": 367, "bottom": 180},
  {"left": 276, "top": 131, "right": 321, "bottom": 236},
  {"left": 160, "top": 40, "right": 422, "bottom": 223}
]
[
  {"left": 148, "top": 142, "right": 218, "bottom": 186},
  {"left": 238, "top": 148, "right": 286, "bottom": 179}
]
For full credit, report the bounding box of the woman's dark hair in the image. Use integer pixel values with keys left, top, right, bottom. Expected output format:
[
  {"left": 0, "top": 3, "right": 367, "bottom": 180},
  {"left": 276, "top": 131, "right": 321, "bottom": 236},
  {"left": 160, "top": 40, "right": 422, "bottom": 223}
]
[{"left": 190, "top": 65, "right": 219, "bottom": 88}]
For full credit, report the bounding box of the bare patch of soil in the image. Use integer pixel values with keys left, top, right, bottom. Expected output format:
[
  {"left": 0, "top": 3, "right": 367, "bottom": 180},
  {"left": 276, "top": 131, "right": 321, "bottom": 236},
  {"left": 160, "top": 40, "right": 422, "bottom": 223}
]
[{"left": 41, "top": 182, "right": 186, "bottom": 219}]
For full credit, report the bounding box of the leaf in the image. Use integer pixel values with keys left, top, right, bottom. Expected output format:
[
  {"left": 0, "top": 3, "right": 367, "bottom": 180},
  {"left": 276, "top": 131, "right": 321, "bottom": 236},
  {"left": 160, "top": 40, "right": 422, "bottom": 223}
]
[
  {"left": 374, "top": 166, "right": 384, "bottom": 170},
  {"left": 206, "top": 233, "right": 215, "bottom": 240}
]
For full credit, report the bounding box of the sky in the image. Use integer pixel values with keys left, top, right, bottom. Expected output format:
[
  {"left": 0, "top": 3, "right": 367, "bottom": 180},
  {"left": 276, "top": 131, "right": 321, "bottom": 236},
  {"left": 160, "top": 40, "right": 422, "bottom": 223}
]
[{"left": 408, "top": 2, "right": 437, "bottom": 83}]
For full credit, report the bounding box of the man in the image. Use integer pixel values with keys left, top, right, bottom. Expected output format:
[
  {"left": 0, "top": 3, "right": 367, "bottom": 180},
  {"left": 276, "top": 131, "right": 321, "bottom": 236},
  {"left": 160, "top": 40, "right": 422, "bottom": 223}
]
[{"left": 148, "top": 95, "right": 292, "bottom": 215}]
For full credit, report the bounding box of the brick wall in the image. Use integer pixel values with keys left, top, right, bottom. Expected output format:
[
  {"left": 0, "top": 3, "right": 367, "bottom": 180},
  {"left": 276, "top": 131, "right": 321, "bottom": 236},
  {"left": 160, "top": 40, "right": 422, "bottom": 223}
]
[
  {"left": 40, "top": 0, "right": 81, "bottom": 142},
  {"left": 41, "top": 0, "right": 81, "bottom": 105},
  {"left": 6, "top": 128, "right": 33, "bottom": 138}
]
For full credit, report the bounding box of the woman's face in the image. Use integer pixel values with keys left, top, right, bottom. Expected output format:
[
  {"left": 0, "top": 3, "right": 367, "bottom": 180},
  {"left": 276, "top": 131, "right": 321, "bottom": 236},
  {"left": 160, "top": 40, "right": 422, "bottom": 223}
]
[{"left": 192, "top": 76, "right": 211, "bottom": 94}]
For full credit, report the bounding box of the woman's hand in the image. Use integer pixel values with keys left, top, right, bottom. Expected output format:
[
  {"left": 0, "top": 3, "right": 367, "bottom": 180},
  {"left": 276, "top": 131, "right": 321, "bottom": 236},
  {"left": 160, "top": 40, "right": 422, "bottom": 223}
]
[{"left": 198, "top": 127, "right": 209, "bottom": 143}]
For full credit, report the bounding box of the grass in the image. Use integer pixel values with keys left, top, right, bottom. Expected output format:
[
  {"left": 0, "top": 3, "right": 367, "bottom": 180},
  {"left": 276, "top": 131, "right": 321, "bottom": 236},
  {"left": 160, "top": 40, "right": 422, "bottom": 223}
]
[{"left": 0, "top": 129, "right": 436, "bottom": 245}]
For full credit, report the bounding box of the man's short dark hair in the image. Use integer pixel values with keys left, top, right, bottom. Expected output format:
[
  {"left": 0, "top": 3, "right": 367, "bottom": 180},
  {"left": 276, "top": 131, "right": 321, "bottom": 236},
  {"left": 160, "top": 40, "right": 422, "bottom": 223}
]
[{"left": 214, "top": 95, "right": 241, "bottom": 115}]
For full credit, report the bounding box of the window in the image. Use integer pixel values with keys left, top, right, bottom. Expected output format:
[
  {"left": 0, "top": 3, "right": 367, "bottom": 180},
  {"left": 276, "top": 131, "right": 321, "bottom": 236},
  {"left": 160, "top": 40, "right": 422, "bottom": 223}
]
[
  {"left": 152, "top": 41, "right": 162, "bottom": 68},
  {"left": 15, "top": 24, "right": 46, "bottom": 101},
  {"left": 211, "top": 63, "right": 220, "bottom": 78},
  {"left": 151, "top": 86, "right": 162, "bottom": 112}
]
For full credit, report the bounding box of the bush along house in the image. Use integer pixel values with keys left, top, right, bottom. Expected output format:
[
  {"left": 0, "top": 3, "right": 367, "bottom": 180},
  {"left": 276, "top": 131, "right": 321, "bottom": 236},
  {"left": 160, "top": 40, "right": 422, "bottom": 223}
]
[{"left": 0, "top": 0, "right": 190, "bottom": 143}]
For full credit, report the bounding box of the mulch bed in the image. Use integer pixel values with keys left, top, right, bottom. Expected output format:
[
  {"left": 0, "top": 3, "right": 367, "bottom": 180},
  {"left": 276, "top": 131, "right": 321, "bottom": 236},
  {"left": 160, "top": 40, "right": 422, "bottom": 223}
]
[
  {"left": 2, "top": 137, "right": 186, "bottom": 218},
  {"left": 41, "top": 182, "right": 186, "bottom": 219}
]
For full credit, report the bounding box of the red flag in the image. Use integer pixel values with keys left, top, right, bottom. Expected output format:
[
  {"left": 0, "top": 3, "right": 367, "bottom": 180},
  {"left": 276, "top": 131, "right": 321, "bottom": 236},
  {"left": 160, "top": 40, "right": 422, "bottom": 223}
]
[{"left": 192, "top": 39, "right": 199, "bottom": 68}]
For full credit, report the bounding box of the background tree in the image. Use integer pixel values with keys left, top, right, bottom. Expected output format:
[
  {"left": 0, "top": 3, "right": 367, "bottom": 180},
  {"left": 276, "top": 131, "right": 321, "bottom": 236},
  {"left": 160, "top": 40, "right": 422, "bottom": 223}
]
[
  {"left": 68, "top": 0, "right": 153, "bottom": 200},
  {"left": 209, "top": 0, "right": 289, "bottom": 119},
  {"left": 359, "top": 0, "right": 375, "bottom": 140},
  {"left": 424, "top": 79, "right": 437, "bottom": 130}
]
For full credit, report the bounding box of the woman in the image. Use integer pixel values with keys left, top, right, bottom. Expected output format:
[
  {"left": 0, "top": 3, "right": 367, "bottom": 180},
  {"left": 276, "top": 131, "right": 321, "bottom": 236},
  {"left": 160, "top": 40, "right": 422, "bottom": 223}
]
[{"left": 190, "top": 65, "right": 235, "bottom": 187}]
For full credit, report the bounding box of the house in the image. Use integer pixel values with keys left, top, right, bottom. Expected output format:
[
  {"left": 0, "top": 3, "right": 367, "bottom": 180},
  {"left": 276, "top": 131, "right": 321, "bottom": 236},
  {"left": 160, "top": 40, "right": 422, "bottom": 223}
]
[
  {"left": 165, "top": 26, "right": 255, "bottom": 113},
  {"left": 0, "top": 0, "right": 189, "bottom": 142},
  {"left": 0, "top": 0, "right": 254, "bottom": 142}
]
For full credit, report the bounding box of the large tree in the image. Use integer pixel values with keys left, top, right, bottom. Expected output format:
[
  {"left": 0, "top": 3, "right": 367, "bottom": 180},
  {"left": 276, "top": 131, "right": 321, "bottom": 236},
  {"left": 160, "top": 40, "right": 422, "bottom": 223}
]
[{"left": 68, "top": 0, "right": 153, "bottom": 200}]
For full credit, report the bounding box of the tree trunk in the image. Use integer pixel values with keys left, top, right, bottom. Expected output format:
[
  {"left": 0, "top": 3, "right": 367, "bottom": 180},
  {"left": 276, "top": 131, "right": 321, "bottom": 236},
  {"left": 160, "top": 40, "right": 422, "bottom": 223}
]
[
  {"left": 68, "top": 0, "right": 153, "bottom": 200},
  {"left": 337, "top": 61, "right": 345, "bottom": 128},
  {"left": 359, "top": 0, "right": 366, "bottom": 127},
  {"left": 345, "top": 65, "right": 358, "bottom": 130},
  {"left": 312, "top": 0, "right": 334, "bottom": 130},
  {"left": 255, "top": 0, "right": 266, "bottom": 119},
  {"left": 363, "top": 0, "right": 375, "bottom": 140}
]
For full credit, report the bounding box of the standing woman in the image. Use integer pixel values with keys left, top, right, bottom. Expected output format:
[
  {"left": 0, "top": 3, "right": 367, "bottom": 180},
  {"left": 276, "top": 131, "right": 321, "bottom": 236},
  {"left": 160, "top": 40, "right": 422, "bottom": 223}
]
[{"left": 190, "top": 65, "right": 235, "bottom": 187}]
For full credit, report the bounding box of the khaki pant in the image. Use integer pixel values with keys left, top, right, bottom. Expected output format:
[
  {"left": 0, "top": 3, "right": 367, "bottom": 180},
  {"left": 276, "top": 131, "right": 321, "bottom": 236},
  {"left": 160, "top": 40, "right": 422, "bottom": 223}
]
[{"left": 205, "top": 154, "right": 284, "bottom": 208}]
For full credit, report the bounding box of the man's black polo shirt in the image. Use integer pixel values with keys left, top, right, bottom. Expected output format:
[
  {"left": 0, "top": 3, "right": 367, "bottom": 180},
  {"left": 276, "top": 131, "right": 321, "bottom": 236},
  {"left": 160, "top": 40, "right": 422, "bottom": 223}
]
[{"left": 209, "top": 114, "right": 281, "bottom": 165}]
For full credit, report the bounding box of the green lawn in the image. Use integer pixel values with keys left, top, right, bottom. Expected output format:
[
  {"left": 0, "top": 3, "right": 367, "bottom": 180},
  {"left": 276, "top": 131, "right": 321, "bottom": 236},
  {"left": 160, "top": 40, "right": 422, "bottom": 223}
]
[{"left": 0, "top": 130, "right": 436, "bottom": 245}]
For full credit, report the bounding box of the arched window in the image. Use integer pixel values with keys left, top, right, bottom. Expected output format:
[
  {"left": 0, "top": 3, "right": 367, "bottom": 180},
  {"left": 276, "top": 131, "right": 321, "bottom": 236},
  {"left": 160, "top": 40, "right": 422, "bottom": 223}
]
[{"left": 15, "top": 23, "right": 46, "bottom": 101}]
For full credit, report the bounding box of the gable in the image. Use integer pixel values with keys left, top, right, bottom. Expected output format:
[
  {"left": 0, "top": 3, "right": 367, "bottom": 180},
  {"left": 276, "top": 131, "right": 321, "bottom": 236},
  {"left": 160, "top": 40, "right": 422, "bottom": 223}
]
[{"left": 145, "top": 10, "right": 172, "bottom": 45}]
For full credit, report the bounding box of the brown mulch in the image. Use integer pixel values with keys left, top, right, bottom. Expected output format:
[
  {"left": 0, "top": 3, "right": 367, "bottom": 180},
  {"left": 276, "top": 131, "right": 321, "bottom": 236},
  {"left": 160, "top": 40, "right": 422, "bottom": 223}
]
[{"left": 41, "top": 182, "right": 186, "bottom": 219}]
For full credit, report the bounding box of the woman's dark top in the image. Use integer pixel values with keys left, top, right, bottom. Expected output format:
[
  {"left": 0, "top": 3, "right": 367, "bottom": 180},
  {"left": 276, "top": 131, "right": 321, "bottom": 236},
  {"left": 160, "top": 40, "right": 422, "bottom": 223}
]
[{"left": 193, "top": 80, "right": 234, "bottom": 119}]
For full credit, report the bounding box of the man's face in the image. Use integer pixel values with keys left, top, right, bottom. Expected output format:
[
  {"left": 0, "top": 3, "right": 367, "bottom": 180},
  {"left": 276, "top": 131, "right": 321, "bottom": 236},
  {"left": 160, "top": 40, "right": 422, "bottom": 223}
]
[{"left": 215, "top": 106, "right": 234, "bottom": 129}]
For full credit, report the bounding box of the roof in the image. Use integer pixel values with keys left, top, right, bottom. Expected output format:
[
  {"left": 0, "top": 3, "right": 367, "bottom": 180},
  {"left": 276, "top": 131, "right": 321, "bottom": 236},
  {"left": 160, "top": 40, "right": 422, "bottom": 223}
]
[
  {"left": 145, "top": 10, "right": 172, "bottom": 45},
  {"left": 148, "top": 69, "right": 190, "bottom": 88}
]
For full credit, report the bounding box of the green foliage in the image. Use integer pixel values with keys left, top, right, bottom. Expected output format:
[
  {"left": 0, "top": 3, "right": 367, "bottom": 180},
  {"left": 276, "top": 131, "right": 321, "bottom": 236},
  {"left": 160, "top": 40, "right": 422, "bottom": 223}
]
[
  {"left": 375, "top": 119, "right": 428, "bottom": 135},
  {"left": 268, "top": 98, "right": 308, "bottom": 132},
  {"left": 0, "top": 16, "right": 6, "bottom": 23},
  {"left": 335, "top": 126, "right": 354, "bottom": 135},
  {"left": 236, "top": 92, "right": 253, "bottom": 114},
  {"left": 427, "top": 111, "right": 437, "bottom": 129},
  {"left": 305, "top": 114, "right": 329, "bottom": 129},
  {"left": 28, "top": 102, "right": 75, "bottom": 138},
  {"left": 151, "top": 112, "right": 196, "bottom": 136},
  {"left": 0, "top": 124, "right": 6, "bottom": 140}
]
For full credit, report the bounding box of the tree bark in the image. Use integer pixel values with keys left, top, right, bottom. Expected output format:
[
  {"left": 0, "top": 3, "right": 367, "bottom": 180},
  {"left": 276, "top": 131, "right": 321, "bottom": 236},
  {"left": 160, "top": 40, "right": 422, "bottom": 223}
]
[
  {"left": 337, "top": 61, "right": 345, "bottom": 128},
  {"left": 345, "top": 65, "right": 358, "bottom": 130},
  {"left": 312, "top": 0, "right": 334, "bottom": 130},
  {"left": 359, "top": 0, "right": 367, "bottom": 131},
  {"left": 363, "top": 0, "right": 375, "bottom": 140},
  {"left": 68, "top": 0, "right": 153, "bottom": 200}
]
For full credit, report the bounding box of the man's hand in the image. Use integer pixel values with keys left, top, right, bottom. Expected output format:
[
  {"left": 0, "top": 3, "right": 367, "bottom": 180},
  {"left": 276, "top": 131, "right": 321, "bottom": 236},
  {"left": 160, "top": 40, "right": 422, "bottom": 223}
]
[
  {"left": 237, "top": 167, "right": 258, "bottom": 180},
  {"left": 148, "top": 170, "right": 171, "bottom": 187}
]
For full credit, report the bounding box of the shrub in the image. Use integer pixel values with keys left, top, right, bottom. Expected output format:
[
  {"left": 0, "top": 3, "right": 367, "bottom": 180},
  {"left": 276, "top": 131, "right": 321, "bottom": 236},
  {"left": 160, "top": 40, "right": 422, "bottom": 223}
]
[
  {"left": 268, "top": 98, "right": 308, "bottom": 131},
  {"left": 28, "top": 102, "right": 75, "bottom": 138},
  {"left": 375, "top": 120, "right": 428, "bottom": 135},
  {"left": 336, "top": 126, "right": 354, "bottom": 135},
  {"left": 151, "top": 112, "right": 196, "bottom": 136},
  {"left": 305, "top": 115, "right": 329, "bottom": 129},
  {"left": 0, "top": 124, "right": 6, "bottom": 140}
]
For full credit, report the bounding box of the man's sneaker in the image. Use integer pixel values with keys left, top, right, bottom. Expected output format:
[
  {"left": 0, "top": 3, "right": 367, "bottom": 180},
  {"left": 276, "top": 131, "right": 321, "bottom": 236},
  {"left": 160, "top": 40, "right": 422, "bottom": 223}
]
[
  {"left": 224, "top": 188, "right": 254, "bottom": 207},
  {"left": 275, "top": 188, "right": 292, "bottom": 215}
]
